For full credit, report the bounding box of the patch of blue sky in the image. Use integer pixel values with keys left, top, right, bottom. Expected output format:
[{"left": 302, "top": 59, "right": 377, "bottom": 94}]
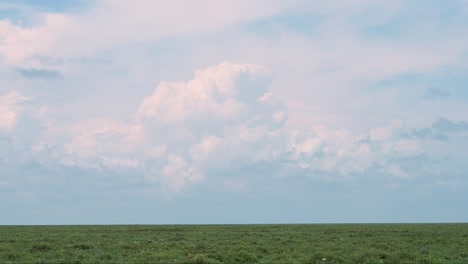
[
  {"left": 368, "top": 70, "right": 468, "bottom": 101},
  {"left": 367, "top": 72, "right": 428, "bottom": 91},
  {"left": 0, "top": 3, "right": 31, "bottom": 24},
  {"left": 359, "top": 0, "right": 466, "bottom": 39},
  {"left": 0, "top": 0, "right": 92, "bottom": 25},
  {"left": 425, "top": 75, "right": 468, "bottom": 100},
  {"left": 0, "top": 0, "right": 92, "bottom": 13},
  {"left": 362, "top": 17, "right": 409, "bottom": 39},
  {"left": 245, "top": 13, "right": 325, "bottom": 37}
]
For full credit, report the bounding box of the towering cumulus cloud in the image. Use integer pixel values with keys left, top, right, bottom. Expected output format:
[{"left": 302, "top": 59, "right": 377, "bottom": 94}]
[
  {"left": 14, "top": 62, "right": 467, "bottom": 194},
  {"left": 43, "top": 62, "right": 287, "bottom": 191},
  {"left": 138, "top": 63, "right": 274, "bottom": 123},
  {"left": 137, "top": 62, "right": 287, "bottom": 190}
]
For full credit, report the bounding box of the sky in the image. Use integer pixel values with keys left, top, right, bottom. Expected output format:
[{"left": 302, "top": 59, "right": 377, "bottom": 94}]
[{"left": 0, "top": 0, "right": 467, "bottom": 225}]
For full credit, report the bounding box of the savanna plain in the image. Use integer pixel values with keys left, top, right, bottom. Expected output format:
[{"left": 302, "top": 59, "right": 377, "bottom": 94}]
[{"left": 0, "top": 224, "right": 467, "bottom": 263}]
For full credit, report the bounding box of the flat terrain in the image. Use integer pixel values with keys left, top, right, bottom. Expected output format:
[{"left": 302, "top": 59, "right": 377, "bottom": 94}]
[{"left": 0, "top": 224, "right": 467, "bottom": 263}]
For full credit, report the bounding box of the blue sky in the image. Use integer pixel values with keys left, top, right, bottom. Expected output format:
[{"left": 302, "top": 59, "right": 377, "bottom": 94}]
[{"left": 0, "top": 0, "right": 467, "bottom": 225}]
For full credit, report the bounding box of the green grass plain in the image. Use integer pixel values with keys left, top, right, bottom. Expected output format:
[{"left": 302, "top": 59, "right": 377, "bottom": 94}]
[{"left": 0, "top": 224, "right": 467, "bottom": 263}]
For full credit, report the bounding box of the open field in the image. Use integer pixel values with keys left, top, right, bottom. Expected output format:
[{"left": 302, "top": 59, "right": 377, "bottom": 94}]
[{"left": 0, "top": 224, "right": 467, "bottom": 263}]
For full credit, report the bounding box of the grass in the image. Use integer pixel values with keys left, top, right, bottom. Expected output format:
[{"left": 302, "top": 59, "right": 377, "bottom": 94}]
[{"left": 0, "top": 224, "right": 467, "bottom": 263}]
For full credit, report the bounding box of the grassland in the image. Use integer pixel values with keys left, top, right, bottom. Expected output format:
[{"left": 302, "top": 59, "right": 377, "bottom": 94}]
[{"left": 0, "top": 224, "right": 467, "bottom": 263}]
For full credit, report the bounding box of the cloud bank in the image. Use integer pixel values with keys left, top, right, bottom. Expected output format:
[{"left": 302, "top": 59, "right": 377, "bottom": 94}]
[{"left": 1, "top": 62, "right": 466, "bottom": 195}]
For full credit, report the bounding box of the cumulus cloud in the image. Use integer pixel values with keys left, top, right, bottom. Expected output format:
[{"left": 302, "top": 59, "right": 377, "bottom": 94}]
[
  {"left": 0, "top": 14, "right": 69, "bottom": 64},
  {"left": 136, "top": 62, "right": 287, "bottom": 189},
  {"left": 36, "top": 118, "right": 143, "bottom": 172},
  {"left": 27, "top": 62, "right": 286, "bottom": 190},
  {"left": 0, "top": 90, "right": 32, "bottom": 132},
  {"left": 110, "top": 64, "right": 463, "bottom": 185},
  {"left": 286, "top": 122, "right": 426, "bottom": 180},
  {"left": 137, "top": 63, "right": 272, "bottom": 123},
  {"left": 159, "top": 154, "right": 203, "bottom": 191},
  {"left": 3, "top": 62, "right": 467, "bottom": 193}
]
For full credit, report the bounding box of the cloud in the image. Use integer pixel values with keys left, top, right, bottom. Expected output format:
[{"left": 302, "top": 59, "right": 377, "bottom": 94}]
[
  {"left": 159, "top": 154, "right": 203, "bottom": 192},
  {"left": 286, "top": 122, "right": 426, "bottom": 180},
  {"left": 135, "top": 62, "right": 287, "bottom": 189},
  {"left": 4, "top": 62, "right": 464, "bottom": 194},
  {"left": 23, "top": 62, "right": 283, "bottom": 191},
  {"left": 137, "top": 62, "right": 272, "bottom": 123},
  {"left": 0, "top": 0, "right": 299, "bottom": 65},
  {"left": 67, "top": 63, "right": 465, "bottom": 186},
  {"left": 0, "top": 90, "right": 32, "bottom": 132}
]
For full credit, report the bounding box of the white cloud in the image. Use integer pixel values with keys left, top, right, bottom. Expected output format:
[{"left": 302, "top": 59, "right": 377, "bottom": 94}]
[
  {"left": 393, "top": 139, "right": 422, "bottom": 157},
  {"left": 159, "top": 154, "right": 203, "bottom": 192},
  {"left": 22, "top": 62, "right": 283, "bottom": 190},
  {"left": 0, "top": 90, "right": 32, "bottom": 132},
  {"left": 0, "top": 0, "right": 299, "bottom": 65},
  {"left": 0, "top": 13, "right": 69, "bottom": 64},
  {"left": 369, "top": 120, "right": 404, "bottom": 142},
  {"left": 188, "top": 135, "right": 222, "bottom": 166},
  {"left": 137, "top": 62, "right": 271, "bottom": 123},
  {"left": 135, "top": 62, "right": 287, "bottom": 188},
  {"left": 7, "top": 62, "right": 464, "bottom": 192}
]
